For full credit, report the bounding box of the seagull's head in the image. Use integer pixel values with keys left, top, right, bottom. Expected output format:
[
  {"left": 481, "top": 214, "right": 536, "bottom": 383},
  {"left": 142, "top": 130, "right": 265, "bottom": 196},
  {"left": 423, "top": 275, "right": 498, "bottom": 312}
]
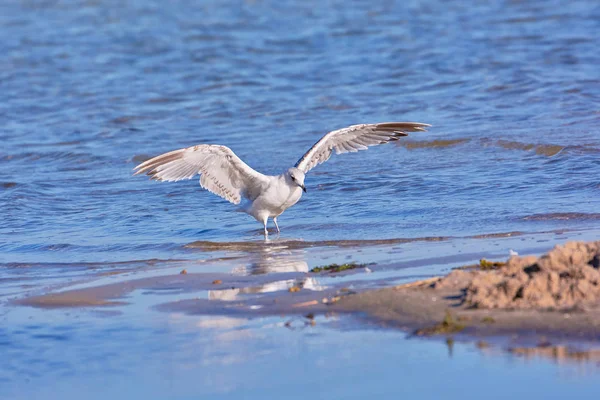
[{"left": 286, "top": 167, "right": 306, "bottom": 193}]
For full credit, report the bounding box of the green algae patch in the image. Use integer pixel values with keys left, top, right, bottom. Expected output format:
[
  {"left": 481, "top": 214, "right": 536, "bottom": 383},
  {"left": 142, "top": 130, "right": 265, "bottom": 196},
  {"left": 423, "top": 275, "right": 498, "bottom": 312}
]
[
  {"left": 414, "top": 311, "right": 466, "bottom": 336},
  {"left": 310, "top": 262, "right": 366, "bottom": 273},
  {"left": 458, "top": 258, "right": 506, "bottom": 271},
  {"left": 478, "top": 259, "right": 506, "bottom": 270}
]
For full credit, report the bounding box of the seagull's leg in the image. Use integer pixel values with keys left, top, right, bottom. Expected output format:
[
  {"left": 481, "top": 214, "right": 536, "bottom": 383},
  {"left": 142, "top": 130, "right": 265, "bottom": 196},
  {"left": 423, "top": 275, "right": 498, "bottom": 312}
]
[
  {"left": 262, "top": 217, "right": 269, "bottom": 238},
  {"left": 273, "top": 217, "right": 280, "bottom": 233}
]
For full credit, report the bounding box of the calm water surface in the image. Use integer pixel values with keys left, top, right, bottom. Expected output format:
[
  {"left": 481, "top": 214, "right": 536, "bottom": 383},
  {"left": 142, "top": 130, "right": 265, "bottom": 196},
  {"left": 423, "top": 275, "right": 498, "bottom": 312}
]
[{"left": 1, "top": 0, "right": 600, "bottom": 398}]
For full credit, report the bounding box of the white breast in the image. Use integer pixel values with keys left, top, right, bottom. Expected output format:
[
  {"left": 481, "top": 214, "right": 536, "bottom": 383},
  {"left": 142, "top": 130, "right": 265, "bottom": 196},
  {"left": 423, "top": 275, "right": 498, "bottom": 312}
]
[
  {"left": 247, "top": 178, "right": 303, "bottom": 220},
  {"left": 279, "top": 186, "right": 303, "bottom": 211}
]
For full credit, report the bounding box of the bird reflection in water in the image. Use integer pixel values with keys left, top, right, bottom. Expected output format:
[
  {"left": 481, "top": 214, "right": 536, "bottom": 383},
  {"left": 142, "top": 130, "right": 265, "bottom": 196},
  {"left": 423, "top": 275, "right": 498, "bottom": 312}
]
[{"left": 208, "top": 243, "right": 323, "bottom": 301}]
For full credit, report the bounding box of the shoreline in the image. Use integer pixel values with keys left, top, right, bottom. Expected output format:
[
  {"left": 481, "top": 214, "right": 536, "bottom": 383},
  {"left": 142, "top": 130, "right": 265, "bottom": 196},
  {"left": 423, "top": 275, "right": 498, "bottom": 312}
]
[{"left": 12, "top": 239, "right": 600, "bottom": 350}]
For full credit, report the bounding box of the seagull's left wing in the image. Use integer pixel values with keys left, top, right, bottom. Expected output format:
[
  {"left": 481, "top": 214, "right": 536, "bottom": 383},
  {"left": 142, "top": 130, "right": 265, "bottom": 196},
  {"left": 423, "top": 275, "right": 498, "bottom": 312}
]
[
  {"left": 294, "top": 122, "right": 430, "bottom": 173},
  {"left": 134, "top": 144, "right": 269, "bottom": 205}
]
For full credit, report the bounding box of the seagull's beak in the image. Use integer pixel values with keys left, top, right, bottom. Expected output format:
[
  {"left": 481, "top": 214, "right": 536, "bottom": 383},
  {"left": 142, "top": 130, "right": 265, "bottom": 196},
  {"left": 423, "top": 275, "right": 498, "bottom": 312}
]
[{"left": 301, "top": 184, "right": 306, "bottom": 193}]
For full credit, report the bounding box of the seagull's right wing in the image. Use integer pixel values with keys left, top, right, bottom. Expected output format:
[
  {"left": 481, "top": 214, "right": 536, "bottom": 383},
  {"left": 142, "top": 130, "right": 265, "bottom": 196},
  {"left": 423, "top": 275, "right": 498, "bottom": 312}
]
[
  {"left": 134, "top": 145, "right": 269, "bottom": 205},
  {"left": 294, "top": 122, "right": 430, "bottom": 173}
]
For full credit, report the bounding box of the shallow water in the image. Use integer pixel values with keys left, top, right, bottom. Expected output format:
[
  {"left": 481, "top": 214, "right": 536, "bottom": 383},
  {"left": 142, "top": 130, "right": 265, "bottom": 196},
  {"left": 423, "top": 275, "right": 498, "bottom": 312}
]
[
  {"left": 3, "top": 309, "right": 600, "bottom": 400},
  {"left": 1, "top": 0, "right": 600, "bottom": 397}
]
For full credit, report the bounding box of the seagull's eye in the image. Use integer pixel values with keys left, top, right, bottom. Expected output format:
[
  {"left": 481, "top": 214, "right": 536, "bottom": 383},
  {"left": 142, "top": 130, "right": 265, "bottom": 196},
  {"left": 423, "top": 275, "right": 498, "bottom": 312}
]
[{"left": 291, "top": 175, "right": 295, "bottom": 180}]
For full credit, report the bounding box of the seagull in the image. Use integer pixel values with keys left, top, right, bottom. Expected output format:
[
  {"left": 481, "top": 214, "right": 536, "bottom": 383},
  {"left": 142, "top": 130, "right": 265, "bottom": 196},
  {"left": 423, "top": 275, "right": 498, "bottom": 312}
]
[{"left": 134, "top": 122, "right": 430, "bottom": 236}]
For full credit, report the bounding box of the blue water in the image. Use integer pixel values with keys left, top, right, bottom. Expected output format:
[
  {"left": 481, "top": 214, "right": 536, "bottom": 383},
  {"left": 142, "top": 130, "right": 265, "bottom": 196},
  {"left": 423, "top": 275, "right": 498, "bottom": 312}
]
[
  {"left": 1, "top": 0, "right": 600, "bottom": 265},
  {"left": 1, "top": 0, "right": 600, "bottom": 398},
  {"left": 2, "top": 310, "right": 600, "bottom": 400}
]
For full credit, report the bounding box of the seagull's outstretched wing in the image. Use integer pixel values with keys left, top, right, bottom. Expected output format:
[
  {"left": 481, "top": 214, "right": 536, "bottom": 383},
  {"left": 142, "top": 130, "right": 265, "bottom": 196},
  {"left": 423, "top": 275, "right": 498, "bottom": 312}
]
[
  {"left": 294, "top": 122, "right": 430, "bottom": 173},
  {"left": 134, "top": 145, "right": 269, "bottom": 205}
]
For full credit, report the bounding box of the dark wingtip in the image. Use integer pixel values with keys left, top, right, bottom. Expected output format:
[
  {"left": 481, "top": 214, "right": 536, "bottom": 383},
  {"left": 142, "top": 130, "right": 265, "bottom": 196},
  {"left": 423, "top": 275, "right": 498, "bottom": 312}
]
[{"left": 375, "top": 122, "right": 431, "bottom": 132}]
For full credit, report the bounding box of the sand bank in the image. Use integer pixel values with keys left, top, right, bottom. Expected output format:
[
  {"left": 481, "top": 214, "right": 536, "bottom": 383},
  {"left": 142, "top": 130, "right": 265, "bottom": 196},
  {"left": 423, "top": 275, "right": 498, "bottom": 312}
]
[{"left": 335, "top": 241, "right": 600, "bottom": 341}]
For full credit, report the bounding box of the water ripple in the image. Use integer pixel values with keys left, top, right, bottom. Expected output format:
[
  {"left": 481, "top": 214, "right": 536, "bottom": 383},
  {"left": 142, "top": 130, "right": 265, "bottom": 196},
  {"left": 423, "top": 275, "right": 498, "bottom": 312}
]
[{"left": 0, "top": 0, "right": 598, "bottom": 266}]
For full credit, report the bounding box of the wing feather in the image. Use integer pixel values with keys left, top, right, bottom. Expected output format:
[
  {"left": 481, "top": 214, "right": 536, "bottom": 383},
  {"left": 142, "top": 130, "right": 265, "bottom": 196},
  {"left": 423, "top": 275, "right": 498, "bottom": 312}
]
[
  {"left": 134, "top": 144, "right": 268, "bottom": 204},
  {"left": 294, "top": 122, "right": 430, "bottom": 173}
]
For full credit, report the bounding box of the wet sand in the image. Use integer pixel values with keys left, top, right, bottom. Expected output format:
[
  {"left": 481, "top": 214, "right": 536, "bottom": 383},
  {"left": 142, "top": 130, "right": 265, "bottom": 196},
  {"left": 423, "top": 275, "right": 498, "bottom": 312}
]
[
  {"left": 17, "top": 272, "right": 600, "bottom": 348},
  {"left": 16, "top": 239, "right": 600, "bottom": 348},
  {"left": 336, "top": 278, "right": 600, "bottom": 342},
  {"left": 16, "top": 270, "right": 330, "bottom": 312}
]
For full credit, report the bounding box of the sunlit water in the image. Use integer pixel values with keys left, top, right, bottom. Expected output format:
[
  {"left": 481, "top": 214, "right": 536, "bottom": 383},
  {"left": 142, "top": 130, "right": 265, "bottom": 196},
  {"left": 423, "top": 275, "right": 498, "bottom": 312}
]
[{"left": 1, "top": 0, "right": 600, "bottom": 398}]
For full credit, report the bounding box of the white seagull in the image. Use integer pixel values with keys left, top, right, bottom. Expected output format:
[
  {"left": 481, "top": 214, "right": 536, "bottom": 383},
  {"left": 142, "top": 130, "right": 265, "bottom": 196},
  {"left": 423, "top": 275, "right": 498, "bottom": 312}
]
[{"left": 134, "top": 122, "right": 430, "bottom": 236}]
